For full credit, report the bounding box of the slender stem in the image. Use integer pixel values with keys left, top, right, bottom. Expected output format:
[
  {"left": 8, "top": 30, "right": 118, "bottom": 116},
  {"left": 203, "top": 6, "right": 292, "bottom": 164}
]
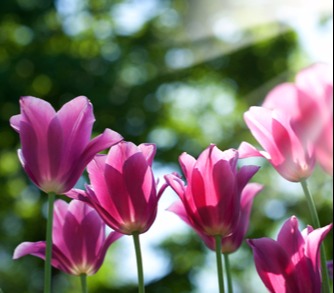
[
  {"left": 223, "top": 254, "right": 233, "bottom": 293},
  {"left": 80, "top": 274, "right": 88, "bottom": 293},
  {"left": 44, "top": 192, "right": 56, "bottom": 293},
  {"left": 300, "top": 180, "right": 330, "bottom": 293},
  {"left": 215, "top": 235, "right": 225, "bottom": 293},
  {"left": 132, "top": 232, "right": 145, "bottom": 293}
]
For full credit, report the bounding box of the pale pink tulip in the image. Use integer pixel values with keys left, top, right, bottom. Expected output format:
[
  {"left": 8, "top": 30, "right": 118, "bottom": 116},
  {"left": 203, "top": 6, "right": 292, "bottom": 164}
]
[
  {"left": 248, "top": 216, "right": 332, "bottom": 293},
  {"left": 13, "top": 199, "right": 122, "bottom": 275},
  {"left": 165, "top": 144, "right": 260, "bottom": 239},
  {"left": 67, "top": 141, "right": 166, "bottom": 235},
  {"left": 240, "top": 63, "right": 333, "bottom": 180},
  {"left": 10, "top": 96, "right": 123, "bottom": 194}
]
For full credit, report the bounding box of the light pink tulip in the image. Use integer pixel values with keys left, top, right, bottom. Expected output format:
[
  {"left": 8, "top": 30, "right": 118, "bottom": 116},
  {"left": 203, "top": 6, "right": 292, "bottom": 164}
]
[
  {"left": 13, "top": 200, "right": 122, "bottom": 276},
  {"left": 169, "top": 183, "right": 263, "bottom": 253},
  {"left": 165, "top": 144, "right": 260, "bottom": 239},
  {"left": 10, "top": 96, "right": 123, "bottom": 194},
  {"left": 248, "top": 216, "right": 332, "bottom": 293},
  {"left": 240, "top": 63, "right": 333, "bottom": 180},
  {"left": 67, "top": 141, "right": 166, "bottom": 235}
]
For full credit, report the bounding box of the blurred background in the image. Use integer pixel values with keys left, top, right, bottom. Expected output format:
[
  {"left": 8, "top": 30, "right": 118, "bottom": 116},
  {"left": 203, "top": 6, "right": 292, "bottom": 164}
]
[{"left": 0, "top": 0, "right": 333, "bottom": 292}]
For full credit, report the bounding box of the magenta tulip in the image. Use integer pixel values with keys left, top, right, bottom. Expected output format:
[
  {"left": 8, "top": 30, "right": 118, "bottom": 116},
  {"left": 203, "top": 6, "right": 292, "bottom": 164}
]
[
  {"left": 66, "top": 141, "right": 166, "bottom": 235},
  {"left": 169, "top": 182, "right": 263, "bottom": 253},
  {"left": 247, "top": 216, "right": 332, "bottom": 293},
  {"left": 10, "top": 96, "right": 123, "bottom": 194},
  {"left": 13, "top": 199, "right": 122, "bottom": 276},
  {"left": 165, "top": 144, "right": 260, "bottom": 238},
  {"left": 239, "top": 63, "right": 333, "bottom": 181}
]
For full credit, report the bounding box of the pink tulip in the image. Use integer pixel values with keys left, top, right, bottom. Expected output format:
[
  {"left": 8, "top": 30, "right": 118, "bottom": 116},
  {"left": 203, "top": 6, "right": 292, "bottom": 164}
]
[
  {"left": 66, "top": 141, "right": 166, "bottom": 235},
  {"left": 165, "top": 144, "right": 260, "bottom": 238},
  {"left": 13, "top": 199, "right": 122, "bottom": 276},
  {"left": 239, "top": 63, "right": 333, "bottom": 180},
  {"left": 10, "top": 96, "right": 123, "bottom": 194},
  {"left": 247, "top": 216, "right": 332, "bottom": 293},
  {"left": 169, "top": 182, "right": 263, "bottom": 253}
]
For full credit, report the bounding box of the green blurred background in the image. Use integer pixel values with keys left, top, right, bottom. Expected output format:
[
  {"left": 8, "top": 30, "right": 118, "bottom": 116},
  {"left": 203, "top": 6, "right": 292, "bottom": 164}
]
[{"left": 0, "top": 0, "right": 332, "bottom": 292}]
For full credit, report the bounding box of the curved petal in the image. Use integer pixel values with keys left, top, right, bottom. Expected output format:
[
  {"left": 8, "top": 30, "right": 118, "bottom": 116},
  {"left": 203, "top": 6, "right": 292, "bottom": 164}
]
[
  {"left": 138, "top": 143, "right": 157, "bottom": 166},
  {"left": 164, "top": 173, "right": 186, "bottom": 201},
  {"left": 9, "top": 114, "right": 21, "bottom": 132},
  {"left": 13, "top": 241, "right": 46, "bottom": 260},
  {"left": 247, "top": 238, "right": 298, "bottom": 293},
  {"left": 179, "top": 152, "right": 196, "bottom": 180},
  {"left": 244, "top": 107, "right": 284, "bottom": 165},
  {"left": 304, "top": 223, "right": 333, "bottom": 273},
  {"left": 238, "top": 141, "right": 271, "bottom": 161}
]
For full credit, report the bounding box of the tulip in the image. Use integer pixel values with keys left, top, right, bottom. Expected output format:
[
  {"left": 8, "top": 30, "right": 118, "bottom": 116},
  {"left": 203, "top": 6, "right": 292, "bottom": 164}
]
[
  {"left": 10, "top": 96, "right": 123, "bottom": 194},
  {"left": 247, "top": 216, "right": 332, "bottom": 293},
  {"left": 165, "top": 144, "right": 260, "bottom": 293},
  {"left": 165, "top": 144, "right": 260, "bottom": 238},
  {"left": 66, "top": 141, "right": 167, "bottom": 293},
  {"left": 13, "top": 199, "right": 122, "bottom": 276},
  {"left": 67, "top": 141, "right": 166, "bottom": 235},
  {"left": 168, "top": 183, "right": 263, "bottom": 253},
  {"left": 239, "top": 63, "right": 333, "bottom": 181}
]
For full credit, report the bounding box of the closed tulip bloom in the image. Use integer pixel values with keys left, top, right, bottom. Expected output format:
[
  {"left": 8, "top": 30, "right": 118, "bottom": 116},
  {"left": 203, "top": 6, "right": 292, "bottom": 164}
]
[
  {"left": 67, "top": 141, "right": 166, "bottom": 235},
  {"left": 165, "top": 144, "right": 260, "bottom": 238},
  {"left": 247, "top": 216, "right": 332, "bottom": 293},
  {"left": 13, "top": 199, "right": 122, "bottom": 276},
  {"left": 169, "top": 182, "right": 263, "bottom": 253},
  {"left": 10, "top": 96, "right": 123, "bottom": 194},
  {"left": 239, "top": 63, "right": 333, "bottom": 181}
]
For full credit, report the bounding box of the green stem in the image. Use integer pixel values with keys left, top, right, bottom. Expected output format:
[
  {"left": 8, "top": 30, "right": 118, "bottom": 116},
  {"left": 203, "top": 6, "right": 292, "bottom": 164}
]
[
  {"left": 132, "top": 232, "right": 145, "bottom": 293},
  {"left": 80, "top": 274, "right": 88, "bottom": 293},
  {"left": 300, "top": 180, "right": 330, "bottom": 293},
  {"left": 44, "top": 192, "right": 56, "bottom": 293},
  {"left": 223, "top": 254, "right": 233, "bottom": 293},
  {"left": 215, "top": 235, "right": 225, "bottom": 293}
]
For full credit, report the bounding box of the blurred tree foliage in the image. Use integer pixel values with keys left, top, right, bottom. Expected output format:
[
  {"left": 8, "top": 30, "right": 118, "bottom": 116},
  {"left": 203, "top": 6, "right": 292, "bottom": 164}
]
[{"left": 0, "top": 0, "right": 332, "bottom": 292}]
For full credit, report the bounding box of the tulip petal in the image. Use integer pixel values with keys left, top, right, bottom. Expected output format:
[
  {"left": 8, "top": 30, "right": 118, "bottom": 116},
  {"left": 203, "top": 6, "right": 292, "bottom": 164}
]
[
  {"left": 164, "top": 173, "right": 186, "bottom": 201},
  {"left": 179, "top": 152, "right": 196, "bottom": 179},
  {"left": 138, "top": 143, "right": 156, "bottom": 166},
  {"left": 238, "top": 141, "right": 271, "bottom": 161},
  {"left": 244, "top": 107, "right": 284, "bottom": 165},
  {"left": 247, "top": 238, "right": 298, "bottom": 293},
  {"left": 13, "top": 241, "right": 46, "bottom": 260}
]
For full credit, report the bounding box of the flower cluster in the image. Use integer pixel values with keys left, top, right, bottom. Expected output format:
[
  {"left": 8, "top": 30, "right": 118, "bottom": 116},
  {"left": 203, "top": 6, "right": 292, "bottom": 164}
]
[{"left": 11, "top": 63, "right": 333, "bottom": 293}]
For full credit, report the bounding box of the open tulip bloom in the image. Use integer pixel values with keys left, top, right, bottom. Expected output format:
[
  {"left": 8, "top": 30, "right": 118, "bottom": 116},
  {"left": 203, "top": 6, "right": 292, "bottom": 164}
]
[
  {"left": 9, "top": 96, "right": 123, "bottom": 194},
  {"left": 165, "top": 144, "right": 261, "bottom": 292},
  {"left": 67, "top": 141, "right": 167, "bottom": 292},
  {"left": 13, "top": 200, "right": 122, "bottom": 288},
  {"left": 10, "top": 95, "right": 123, "bottom": 293},
  {"left": 247, "top": 216, "right": 332, "bottom": 293}
]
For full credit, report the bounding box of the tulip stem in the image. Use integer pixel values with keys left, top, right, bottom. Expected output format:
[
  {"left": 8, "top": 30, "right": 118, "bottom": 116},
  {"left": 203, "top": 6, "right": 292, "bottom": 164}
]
[
  {"left": 133, "top": 232, "right": 145, "bottom": 293},
  {"left": 300, "top": 180, "right": 330, "bottom": 293},
  {"left": 80, "top": 274, "right": 88, "bottom": 293},
  {"left": 215, "top": 235, "right": 225, "bottom": 293},
  {"left": 223, "top": 254, "right": 233, "bottom": 293},
  {"left": 44, "top": 192, "right": 56, "bottom": 293}
]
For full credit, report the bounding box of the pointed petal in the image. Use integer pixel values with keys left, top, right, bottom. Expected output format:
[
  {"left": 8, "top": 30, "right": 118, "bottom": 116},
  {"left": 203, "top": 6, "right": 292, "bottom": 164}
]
[
  {"left": 9, "top": 114, "right": 21, "bottom": 132},
  {"left": 247, "top": 238, "right": 298, "bottom": 293},
  {"left": 164, "top": 173, "right": 186, "bottom": 201},
  {"left": 238, "top": 141, "right": 271, "bottom": 160},
  {"left": 237, "top": 165, "right": 260, "bottom": 191},
  {"left": 13, "top": 241, "right": 46, "bottom": 260},
  {"left": 244, "top": 107, "right": 284, "bottom": 165},
  {"left": 138, "top": 143, "right": 157, "bottom": 166},
  {"left": 179, "top": 152, "right": 196, "bottom": 179}
]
